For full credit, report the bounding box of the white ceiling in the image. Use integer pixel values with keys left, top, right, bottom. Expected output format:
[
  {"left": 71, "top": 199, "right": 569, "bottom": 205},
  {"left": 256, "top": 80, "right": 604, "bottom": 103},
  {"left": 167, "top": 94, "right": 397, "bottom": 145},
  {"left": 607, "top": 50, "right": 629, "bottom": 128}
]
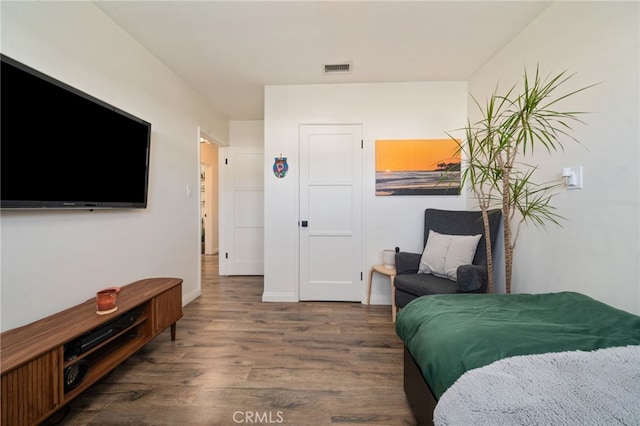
[{"left": 93, "top": 1, "right": 552, "bottom": 121}]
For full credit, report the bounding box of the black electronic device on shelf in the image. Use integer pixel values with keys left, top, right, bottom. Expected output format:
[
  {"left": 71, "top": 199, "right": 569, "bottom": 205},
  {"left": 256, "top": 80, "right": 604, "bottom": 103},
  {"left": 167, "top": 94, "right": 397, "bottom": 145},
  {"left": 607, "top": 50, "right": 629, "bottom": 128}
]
[{"left": 63, "top": 308, "right": 142, "bottom": 361}]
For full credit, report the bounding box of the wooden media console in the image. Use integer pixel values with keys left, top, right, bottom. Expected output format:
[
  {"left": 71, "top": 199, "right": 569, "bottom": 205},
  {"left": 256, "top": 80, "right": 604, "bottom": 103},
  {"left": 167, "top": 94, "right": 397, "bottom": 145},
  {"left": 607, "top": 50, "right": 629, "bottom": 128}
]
[{"left": 1, "top": 277, "right": 183, "bottom": 425}]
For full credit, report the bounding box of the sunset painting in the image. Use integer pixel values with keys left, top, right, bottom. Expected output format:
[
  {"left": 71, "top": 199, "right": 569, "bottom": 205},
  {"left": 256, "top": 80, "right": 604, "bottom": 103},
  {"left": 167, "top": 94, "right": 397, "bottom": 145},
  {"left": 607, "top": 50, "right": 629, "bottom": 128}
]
[{"left": 375, "top": 139, "right": 461, "bottom": 196}]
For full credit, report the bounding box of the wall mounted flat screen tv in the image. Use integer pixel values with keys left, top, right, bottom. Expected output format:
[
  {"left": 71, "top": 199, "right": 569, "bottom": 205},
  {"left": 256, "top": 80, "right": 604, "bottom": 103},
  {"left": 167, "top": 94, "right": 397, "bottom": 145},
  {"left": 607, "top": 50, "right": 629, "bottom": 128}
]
[{"left": 1, "top": 54, "right": 151, "bottom": 209}]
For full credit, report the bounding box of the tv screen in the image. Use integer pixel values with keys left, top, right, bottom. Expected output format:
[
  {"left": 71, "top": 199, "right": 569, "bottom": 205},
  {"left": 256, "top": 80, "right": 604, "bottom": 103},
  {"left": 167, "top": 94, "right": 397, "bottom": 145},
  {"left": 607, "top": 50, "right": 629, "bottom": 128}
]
[{"left": 1, "top": 54, "right": 151, "bottom": 209}]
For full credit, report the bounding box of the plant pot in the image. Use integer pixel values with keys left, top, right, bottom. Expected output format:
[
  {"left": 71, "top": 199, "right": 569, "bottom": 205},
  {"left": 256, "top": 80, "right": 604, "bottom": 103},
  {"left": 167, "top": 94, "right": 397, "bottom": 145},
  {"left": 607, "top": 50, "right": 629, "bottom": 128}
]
[{"left": 96, "top": 289, "right": 118, "bottom": 314}]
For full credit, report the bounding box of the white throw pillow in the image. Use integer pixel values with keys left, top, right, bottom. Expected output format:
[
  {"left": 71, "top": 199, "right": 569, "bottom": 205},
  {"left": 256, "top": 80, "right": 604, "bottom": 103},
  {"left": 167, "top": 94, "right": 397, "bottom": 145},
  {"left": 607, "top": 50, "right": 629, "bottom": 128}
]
[{"left": 418, "top": 230, "right": 482, "bottom": 281}]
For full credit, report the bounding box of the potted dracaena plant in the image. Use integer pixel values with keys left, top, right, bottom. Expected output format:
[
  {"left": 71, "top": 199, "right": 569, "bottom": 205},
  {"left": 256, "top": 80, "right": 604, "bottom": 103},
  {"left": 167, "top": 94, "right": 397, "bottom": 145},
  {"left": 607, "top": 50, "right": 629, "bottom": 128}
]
[{"left": 449, "top": 65, "right": 595, "bottom": 293}]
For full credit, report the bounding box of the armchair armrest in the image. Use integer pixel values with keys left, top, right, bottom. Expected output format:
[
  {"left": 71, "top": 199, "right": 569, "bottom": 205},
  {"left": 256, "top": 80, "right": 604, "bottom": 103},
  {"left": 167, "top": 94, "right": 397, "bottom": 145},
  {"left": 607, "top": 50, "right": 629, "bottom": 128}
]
[
  {"left": 395, "top": 252, "right": 421, "bottom": 275},
  {"left": 456, "top": 264, "right": 487, "bottom": 292}
]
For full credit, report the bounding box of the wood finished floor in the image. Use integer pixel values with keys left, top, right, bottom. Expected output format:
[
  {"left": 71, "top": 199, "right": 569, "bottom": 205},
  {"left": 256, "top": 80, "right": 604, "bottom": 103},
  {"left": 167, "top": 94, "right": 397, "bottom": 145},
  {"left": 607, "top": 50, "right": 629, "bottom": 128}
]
[{"left": 49, "top": 255, "right": 415, "bottom": 425}]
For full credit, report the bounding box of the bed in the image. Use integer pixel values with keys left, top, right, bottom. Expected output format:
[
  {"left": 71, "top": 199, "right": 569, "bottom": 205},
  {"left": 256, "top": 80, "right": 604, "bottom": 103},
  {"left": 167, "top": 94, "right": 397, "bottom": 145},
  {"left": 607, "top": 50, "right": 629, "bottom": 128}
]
[{"left": 395, "top": 291, "right": 640, "bottom": 425}]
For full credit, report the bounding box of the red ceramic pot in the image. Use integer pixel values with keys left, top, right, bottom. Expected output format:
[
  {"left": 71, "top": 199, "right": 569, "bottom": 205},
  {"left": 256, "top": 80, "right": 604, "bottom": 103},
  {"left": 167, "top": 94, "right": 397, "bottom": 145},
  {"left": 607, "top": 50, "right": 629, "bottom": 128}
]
[{"left": 96, "top": 289, "right": 117, "bottom": 312}]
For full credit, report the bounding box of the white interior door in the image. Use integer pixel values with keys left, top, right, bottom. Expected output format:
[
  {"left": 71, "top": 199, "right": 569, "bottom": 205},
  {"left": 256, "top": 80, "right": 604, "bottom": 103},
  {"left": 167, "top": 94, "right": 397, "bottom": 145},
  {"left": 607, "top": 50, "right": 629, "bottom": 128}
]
[
  {"left": 299, "top": 124, "right": 363, "bottom": 301},
  {"left": 225, "top": 147, "right": 264, "bottom": 275}
]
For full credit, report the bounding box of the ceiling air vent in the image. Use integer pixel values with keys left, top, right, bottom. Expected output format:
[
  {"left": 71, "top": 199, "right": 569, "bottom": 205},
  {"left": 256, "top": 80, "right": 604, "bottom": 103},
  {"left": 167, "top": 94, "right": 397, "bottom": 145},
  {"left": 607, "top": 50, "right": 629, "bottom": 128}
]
[{"left": 323, "top": 63, "right": 351, "bottom": 74}]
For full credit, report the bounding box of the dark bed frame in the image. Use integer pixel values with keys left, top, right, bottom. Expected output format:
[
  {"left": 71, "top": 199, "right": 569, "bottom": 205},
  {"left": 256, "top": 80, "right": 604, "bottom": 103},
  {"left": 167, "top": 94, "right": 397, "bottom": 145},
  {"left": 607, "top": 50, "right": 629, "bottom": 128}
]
[{"left": 404, "top": 346, "right": 438, "bottom": 426}]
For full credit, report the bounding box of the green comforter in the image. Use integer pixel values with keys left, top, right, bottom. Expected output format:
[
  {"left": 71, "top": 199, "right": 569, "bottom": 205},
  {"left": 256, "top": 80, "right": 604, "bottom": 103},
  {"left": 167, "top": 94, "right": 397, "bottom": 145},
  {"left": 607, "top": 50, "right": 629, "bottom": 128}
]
[{"left": 395, "top": 292, "right": 640, "bottom": 399}]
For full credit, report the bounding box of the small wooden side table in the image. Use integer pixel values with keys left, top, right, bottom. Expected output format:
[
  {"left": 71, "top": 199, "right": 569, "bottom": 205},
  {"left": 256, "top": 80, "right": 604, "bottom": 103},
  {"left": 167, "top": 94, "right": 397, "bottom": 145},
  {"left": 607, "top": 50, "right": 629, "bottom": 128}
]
[{"left": 367, "top": 264, "right": 397, "bottom": 322}]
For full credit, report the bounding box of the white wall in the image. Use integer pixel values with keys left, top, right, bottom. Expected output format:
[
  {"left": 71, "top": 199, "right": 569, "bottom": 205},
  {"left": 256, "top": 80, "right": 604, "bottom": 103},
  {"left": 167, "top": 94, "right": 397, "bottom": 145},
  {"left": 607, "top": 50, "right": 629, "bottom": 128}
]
[
  {"left": 229, "top": 120, "right": 264, "bottom": 148},
  {"left": 0, "top": 2, "right": 229, "bottom": 331},
  {"left": 263, "top": 82, "right": 468, "bottom": 303},
  {"left": 469, "top": 2, "right": 639, "bottom": 314}
]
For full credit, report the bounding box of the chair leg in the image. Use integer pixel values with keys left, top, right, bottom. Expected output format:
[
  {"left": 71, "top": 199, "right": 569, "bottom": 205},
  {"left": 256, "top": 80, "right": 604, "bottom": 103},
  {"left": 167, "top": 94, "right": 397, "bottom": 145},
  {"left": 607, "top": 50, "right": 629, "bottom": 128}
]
[
  {"left": 391, "top": 276, "right": 397, "bottom": 322},
  {"left": 367, "top": 267, "right": 374, "bottom": 305}
]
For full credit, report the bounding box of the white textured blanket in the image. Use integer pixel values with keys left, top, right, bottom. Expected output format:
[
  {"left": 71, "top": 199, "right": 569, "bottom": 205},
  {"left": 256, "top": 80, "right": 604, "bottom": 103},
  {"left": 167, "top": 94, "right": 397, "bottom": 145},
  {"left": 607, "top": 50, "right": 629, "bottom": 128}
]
[{"left": 434, "top": 345, "right": 640, "bottom": 426}]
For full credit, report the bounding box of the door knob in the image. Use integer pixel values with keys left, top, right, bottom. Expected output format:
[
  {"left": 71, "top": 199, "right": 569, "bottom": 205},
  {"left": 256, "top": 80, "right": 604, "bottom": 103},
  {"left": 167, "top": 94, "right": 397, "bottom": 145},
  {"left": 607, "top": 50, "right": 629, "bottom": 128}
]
[{"left": 301, "top": 221, "right": 308, "bottom": 227}]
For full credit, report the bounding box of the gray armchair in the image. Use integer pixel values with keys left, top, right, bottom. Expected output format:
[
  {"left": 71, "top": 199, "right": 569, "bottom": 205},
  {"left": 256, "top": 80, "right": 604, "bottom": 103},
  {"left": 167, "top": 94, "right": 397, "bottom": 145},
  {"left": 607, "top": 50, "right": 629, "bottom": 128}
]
[{"left": 394, "top": 208, "right": 502, "bottom": 309}]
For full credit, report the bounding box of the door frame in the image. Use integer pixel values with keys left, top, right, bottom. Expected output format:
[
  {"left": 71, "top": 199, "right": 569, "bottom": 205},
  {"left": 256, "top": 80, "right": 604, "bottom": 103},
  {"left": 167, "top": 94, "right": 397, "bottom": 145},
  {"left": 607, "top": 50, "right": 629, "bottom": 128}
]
[{"left": 198, "top": 129, "right": 223, "bottom": 272}]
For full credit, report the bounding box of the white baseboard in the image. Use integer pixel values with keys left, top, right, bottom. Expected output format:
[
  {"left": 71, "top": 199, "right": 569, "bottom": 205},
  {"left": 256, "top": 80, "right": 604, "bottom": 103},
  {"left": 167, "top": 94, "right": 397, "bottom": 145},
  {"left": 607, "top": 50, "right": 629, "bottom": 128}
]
[
  {"left": 366, "top": 295, "right": 392, "bottom": 305},
  {"left": 183, "top": 287, "right": 201, "bottom": 306},
  {"left": 260, "top": 293, "right": 392, "bottom": 304},
  {"left": 262, "top": 292, "right": 298, "bottom": 302}
]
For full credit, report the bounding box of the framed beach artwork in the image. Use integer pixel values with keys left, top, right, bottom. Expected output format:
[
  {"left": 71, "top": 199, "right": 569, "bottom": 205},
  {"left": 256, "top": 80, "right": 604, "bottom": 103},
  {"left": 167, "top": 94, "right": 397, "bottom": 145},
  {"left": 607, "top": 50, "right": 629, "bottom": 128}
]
[{"left": 375, "top": 139, "right": 461, "bottom": 196}]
